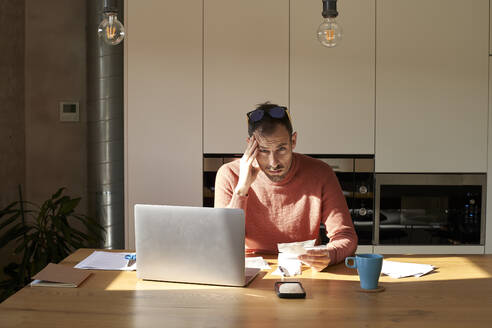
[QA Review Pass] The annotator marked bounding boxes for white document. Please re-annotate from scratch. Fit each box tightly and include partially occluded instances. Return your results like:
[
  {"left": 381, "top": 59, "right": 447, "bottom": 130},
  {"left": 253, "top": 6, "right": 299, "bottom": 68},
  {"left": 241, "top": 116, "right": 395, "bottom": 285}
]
[
  {"left": 272, "top": 240, "right": 324, "bottom": 277},
  {"left": 74, "top": 251, "right": 136, "bottom": 271},
  {"left": 271, "top": 253, "right": 302, "bottom": 277},
  {"left": 382, "top": 260, "right": 435, "bottom": 278},
  {"left": 277, "top": 239, "right": 316, "bottom": 256},
  {"left": 245, "top": 256, "right": 271, "bottom": 270}
]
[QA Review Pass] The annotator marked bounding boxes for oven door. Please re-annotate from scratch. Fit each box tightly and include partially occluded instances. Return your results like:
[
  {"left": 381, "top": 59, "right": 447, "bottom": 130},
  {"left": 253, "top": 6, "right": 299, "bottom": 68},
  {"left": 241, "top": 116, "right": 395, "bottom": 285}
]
[
  {"left": 375, "top": 174, "right": 486, "bottom": 245},
  {"left": 319, "top": 157, "right": 374, "bottom": 245}
]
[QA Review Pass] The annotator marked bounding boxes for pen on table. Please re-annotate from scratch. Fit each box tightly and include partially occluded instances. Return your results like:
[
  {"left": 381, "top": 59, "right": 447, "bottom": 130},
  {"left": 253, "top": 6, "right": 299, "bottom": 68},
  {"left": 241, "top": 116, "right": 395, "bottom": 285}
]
[
  {"left": 125, "top": 254, "right": 136, "bottom": 267},
  {"left": 279, "top": 265, "right": 290, "bottom": 278},
  {"left": 125, "top": 254, "right": 136, "bottom": 260}
]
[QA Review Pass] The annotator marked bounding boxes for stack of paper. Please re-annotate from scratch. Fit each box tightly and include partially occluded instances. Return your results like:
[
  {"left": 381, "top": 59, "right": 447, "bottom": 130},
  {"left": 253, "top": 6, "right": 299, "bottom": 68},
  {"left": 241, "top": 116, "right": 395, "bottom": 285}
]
[
  {"left": 74, "top": 251, "right": 136, "bottom": 271},
  {"left": 382, "top": 260, "right": 435, "bottom": 278}
]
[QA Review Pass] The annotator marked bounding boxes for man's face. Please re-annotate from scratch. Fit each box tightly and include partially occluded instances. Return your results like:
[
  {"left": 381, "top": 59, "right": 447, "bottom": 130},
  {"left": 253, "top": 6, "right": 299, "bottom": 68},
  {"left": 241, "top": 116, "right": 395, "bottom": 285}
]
[{"left": 249, "top": 125, "right": 297, "bottom": 182}]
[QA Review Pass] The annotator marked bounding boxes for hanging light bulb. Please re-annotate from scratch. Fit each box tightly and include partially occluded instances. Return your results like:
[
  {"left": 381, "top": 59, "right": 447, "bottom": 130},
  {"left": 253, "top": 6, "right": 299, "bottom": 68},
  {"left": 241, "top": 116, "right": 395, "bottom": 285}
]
[
  {"left": 317, "top": 0, "right": 342, "bottom": 48},
  {"left": 97, "top": 0, "right": 125, "bottom": 46}
]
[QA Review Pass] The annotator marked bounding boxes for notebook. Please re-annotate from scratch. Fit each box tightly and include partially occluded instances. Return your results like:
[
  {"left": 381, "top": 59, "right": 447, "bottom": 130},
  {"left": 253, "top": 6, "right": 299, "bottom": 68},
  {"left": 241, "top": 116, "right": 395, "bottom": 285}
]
[
  {"left": 31, "top": 263, "right": 92, "bottom": 287},
  {"left": 134, "top": 204, "right": 260, "bottom": 287}
]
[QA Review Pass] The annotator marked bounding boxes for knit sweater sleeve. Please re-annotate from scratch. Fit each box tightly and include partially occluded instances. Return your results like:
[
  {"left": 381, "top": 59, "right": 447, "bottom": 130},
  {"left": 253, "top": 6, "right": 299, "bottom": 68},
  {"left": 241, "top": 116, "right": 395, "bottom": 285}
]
[
  {"left": 214, "top": 163, "right": 248, "bottom": 210},
  {"left": 322, "top": 168, "right": 358, "bottom": 265}
]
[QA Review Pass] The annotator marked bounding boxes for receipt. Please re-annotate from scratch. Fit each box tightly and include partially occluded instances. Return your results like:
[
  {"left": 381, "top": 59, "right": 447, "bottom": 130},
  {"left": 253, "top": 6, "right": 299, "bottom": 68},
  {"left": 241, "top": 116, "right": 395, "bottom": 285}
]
[
  {"left": 272, "top": 239, "right": 319, "bottom": 277},
  {"left": 272, "top": 253, "right": 302, "bottom": 276},
  {"left": 277, "top": 239, "right": 316, "bottom": 256}
]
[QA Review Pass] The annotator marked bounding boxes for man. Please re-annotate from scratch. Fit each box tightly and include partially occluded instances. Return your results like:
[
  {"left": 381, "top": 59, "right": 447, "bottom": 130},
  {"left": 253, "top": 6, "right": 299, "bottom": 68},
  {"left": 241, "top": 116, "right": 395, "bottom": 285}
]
[{"left": 214, "top": 102, "right": 357, "bottom": 271}]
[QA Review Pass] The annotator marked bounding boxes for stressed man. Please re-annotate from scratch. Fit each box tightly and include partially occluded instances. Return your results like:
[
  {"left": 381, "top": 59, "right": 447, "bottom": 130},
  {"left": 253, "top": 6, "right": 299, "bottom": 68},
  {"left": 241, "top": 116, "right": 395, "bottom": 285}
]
[{"left": 214, "top": 102, "right": 357, "bottom": 271}]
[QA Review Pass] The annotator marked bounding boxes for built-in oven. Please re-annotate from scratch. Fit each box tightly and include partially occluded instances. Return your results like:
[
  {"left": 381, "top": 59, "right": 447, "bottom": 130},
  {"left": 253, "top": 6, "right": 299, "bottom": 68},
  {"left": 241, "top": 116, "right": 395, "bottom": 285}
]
[
  {"left": 203, "top": 155, "right": 375, "bottom": 245},
  {"left": 316, "top": 157, "right": 374, "bottom": 245},
  {"left": 375, "top": 174, "right": 486, "bottom": 246},
  {"left": 203, "top": 155, "right": 241, "bottom": 207}
]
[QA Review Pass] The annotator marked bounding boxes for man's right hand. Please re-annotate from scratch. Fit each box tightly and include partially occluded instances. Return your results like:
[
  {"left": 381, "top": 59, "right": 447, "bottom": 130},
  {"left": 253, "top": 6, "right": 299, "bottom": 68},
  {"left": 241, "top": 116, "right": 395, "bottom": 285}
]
[{"left": 234, "top": 135, "right": 260, "bottom": 197}]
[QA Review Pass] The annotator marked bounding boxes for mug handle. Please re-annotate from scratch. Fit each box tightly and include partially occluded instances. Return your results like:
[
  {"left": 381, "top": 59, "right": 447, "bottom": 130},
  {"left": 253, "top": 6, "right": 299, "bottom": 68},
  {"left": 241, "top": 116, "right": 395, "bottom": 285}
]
[{"left": 345, "top": 257, "right": 357, "bottom": 269}]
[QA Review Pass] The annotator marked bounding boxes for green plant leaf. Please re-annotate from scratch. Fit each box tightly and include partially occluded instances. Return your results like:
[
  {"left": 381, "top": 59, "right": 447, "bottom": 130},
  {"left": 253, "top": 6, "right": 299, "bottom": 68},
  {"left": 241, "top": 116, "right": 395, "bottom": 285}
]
[
  {"left": 71, "top": 229, "right": 90, "bottom": 241},
  {"left": 18, "top": 238, "right": 35, "bottom": 285},
  {"left": 54, "top": 195, "right": 70, "bottom": 207},
  {"left": 71, "top": 214, "right": 106, "bottom": 243},
  {"left": 46, "top": 233, "right": 59, "bottom": 262},
  {"left": 14, "top": 239, "right": 29, "bottom": 254},
  {"left": 51, "top": 216, "right": 63, "bottom": 234},
  {"left": 0, "top": 278, "right": 17, "bottom": 289},
  {"left": 61, "top": 224, "right": 73, "bottom": 245},
  {"left": 25, "top": 239, "right": 37, "bottom": 265},
  {"left": 57, "top": 238, "right": 74, "bottom": 256},
  {"left": 0, "top": 224, "right": 30, "bottom": 249},
  {"left": 0, "top": 201, "right": 19, "bottom": 215},
  {"left": 0, "top": 212, "right": 21, "bottom": 231},
  {"left": 38, "top": 201, "right": 49, "bottom": 226},
  {"left": 59, "top": 198, "right": 81, "bottom": 216},
  {"left": 51, "top": 188, "right": 65, "bottom": 200},
  {"left": 1, "top": 186, "right": 107, "bottom": 298},
  {"left": 2, "top": 262, "right": 20, "bottom": 279},
  {"left": 75, "top": 214, "right": 106, "bottom": 232}
]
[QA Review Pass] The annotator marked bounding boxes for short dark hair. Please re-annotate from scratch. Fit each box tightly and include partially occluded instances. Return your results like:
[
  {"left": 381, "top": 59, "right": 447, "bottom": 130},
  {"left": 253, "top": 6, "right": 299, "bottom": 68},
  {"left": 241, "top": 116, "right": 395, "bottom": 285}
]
[{"left": 247, "top": 102, "right": 293, "bottom": 137}]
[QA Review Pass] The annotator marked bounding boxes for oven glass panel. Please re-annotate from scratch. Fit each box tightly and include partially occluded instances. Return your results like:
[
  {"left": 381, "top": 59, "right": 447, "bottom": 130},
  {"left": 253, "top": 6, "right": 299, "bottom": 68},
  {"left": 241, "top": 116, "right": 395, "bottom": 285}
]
[
  {"left": 335, "top": 172, "right": 373, "bottom": 245},
  {"left": 203, "top": 171, "right": 217, "bottom": 207},
  {"left": 379, "top": 185, "right": 481, "bottom": 245}
]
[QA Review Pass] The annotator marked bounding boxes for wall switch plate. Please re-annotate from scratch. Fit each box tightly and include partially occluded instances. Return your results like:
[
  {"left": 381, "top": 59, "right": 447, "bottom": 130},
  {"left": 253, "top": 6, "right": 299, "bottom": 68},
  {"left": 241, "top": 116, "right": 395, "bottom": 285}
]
[{"left": 59, "top": 101, "right": 79, "bottom": 122}]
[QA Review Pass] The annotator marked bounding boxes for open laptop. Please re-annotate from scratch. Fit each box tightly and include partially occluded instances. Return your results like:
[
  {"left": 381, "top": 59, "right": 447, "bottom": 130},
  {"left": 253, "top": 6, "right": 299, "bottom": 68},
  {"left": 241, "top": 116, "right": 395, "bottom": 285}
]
[{"left": 134, "top": 204, "right": 260, "bottom": 287}]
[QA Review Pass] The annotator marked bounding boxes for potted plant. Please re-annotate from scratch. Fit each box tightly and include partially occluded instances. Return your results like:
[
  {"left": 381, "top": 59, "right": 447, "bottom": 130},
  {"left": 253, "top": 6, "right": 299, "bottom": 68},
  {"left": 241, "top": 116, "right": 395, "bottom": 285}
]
[{"left": 0, "top": 186, "right": 105, "bottom": 301}]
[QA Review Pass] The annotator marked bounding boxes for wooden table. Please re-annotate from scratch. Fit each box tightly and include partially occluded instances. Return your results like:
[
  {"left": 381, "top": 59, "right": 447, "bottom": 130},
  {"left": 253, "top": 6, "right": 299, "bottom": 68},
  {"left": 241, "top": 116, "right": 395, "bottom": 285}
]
[{"left": 1, "top": 249, "right": 492, "bottom": 327}]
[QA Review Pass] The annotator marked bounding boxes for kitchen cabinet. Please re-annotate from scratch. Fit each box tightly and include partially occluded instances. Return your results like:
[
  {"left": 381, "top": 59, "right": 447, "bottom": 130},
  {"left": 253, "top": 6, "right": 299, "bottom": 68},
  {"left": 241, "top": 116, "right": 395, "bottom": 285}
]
[
  {"left": 290, "top": 0, "right": 375, "bottom": 154},
  {"left": 487, "top": 57, "right": 492, "bottom": 254},
  {"left": 125, "top": 0, "right": 203, "bottom": 249},
  {"left": 375, "top": 0, "right": 488, "bottom": 173},
  {"left": 490, "top": 0, "right": 492, "bottom": 54},
  {"left": 203, "top": 0, "right": 289, "bottom": 154}
]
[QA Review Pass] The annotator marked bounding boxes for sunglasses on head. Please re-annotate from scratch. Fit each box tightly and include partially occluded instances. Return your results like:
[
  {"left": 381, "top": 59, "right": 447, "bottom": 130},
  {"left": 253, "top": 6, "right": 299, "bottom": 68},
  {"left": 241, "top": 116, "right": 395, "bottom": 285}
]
[{"left": 247, "top": 106, "right": 290, "bottom": 123}]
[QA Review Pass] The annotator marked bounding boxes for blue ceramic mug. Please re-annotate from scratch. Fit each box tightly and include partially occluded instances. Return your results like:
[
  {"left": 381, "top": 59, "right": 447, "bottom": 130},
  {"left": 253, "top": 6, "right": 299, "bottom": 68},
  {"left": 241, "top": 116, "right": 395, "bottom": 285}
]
[{"left": 345, "top": 254, "right": 383, "bottom": 290}]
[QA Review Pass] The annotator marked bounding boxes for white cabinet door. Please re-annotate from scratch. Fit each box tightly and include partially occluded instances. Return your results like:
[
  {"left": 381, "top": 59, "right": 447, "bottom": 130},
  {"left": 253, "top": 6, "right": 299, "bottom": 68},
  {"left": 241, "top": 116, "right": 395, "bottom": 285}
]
[
  {"left": 204, "top": 0, "right": 289, "bottom": 154},
  {"left": 290, "top": 0, "right": 375, "bottom": 154},
  {"left": 375, "top": 0, "right": 488, "bottom": 173},
  {"left": 490, "top": 1, "right": 492, "bottom": 54},
  {"left": 125, "top": 0, "right": 203, "bottom": 249},
  {"left": 487, "top": 57, "right": 492, "bottom": 254}
]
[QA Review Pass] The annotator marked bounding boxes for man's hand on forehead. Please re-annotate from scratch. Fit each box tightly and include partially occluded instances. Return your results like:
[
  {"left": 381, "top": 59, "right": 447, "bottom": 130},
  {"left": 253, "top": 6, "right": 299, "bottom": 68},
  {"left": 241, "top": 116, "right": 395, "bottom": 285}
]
[{"left": 234, "top": 134, "right": 261, "bottom": 197}]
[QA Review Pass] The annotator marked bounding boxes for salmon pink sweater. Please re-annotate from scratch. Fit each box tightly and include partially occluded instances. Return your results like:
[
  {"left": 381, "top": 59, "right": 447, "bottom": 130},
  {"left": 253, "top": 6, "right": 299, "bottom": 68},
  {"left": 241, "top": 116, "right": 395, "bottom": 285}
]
[{"left": 214, "top": 153, "right": 357, "bottom": 264}]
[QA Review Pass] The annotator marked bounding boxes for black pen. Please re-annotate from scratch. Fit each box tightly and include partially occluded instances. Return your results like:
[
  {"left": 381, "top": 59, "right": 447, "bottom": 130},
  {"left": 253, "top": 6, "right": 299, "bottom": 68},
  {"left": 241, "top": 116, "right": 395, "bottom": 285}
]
[{"left": 279, "top": 265, "right": 290, "bottom": 277}]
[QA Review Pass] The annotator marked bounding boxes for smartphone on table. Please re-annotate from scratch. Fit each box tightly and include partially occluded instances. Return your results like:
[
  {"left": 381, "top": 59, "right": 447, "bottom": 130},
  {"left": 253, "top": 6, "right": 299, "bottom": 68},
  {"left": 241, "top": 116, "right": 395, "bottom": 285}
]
[{"left": 274, "top": 281, "right": 306, "bottom": 299}]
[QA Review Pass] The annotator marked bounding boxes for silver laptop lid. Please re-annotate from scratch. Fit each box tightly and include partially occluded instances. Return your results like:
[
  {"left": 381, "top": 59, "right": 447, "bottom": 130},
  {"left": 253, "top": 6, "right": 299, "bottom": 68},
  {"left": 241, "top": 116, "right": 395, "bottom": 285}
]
[{"left": 135, "top": 204, "right": 246, "bottom": 286}]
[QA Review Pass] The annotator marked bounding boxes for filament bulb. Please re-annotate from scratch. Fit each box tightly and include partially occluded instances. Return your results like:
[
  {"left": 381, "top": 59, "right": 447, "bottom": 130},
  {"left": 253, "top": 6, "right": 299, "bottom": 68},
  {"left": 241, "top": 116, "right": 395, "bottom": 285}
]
[
  {"left": 98, "top": 12, "right": 125, "bottom": 46},
  {"left": 317, "top": 17, "right": 342, "bottom": 48}
]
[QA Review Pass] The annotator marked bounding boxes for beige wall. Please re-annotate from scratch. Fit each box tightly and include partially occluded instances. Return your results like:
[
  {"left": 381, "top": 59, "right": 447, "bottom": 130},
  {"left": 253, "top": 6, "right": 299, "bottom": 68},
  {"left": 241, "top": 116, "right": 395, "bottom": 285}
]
[{"left": 25, "top": 0, "right": 87, "bottom": 211}]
